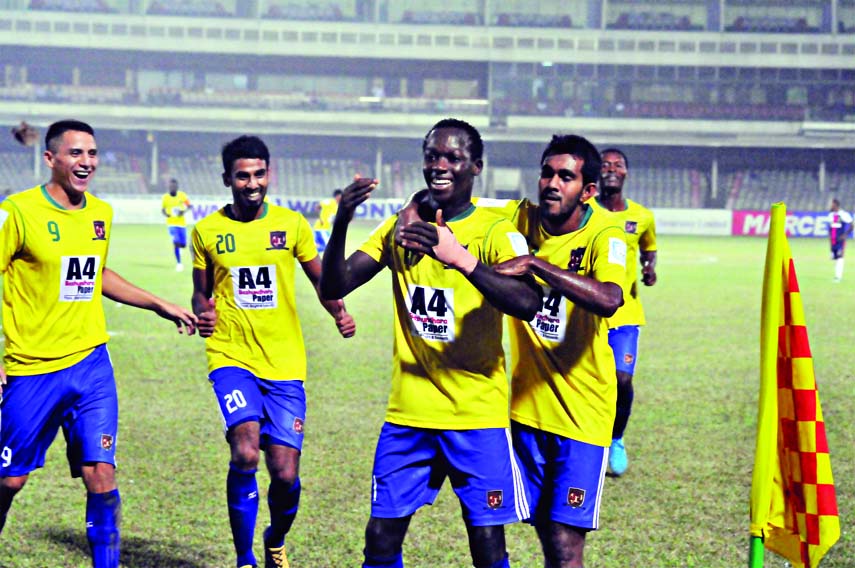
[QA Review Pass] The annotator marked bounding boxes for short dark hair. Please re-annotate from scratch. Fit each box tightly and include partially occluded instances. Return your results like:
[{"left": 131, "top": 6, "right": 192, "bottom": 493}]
[
  {"left": 541, "top": 134, "right": 601, "bottom": 187},
  {"left": 423, "top": 118, "right": 484, "bottom": 161},
  {"left": 45, "top": 120, "right": 95, "bottom": 152},
  {"left": 333, "top": 189, "right": 343, "bottom": 197},
  {"left": 221, "top": 135, "right": 270, "bottom": 176},
  {"left": 600, "top": 147, "right": 630, "bottom": 170}
]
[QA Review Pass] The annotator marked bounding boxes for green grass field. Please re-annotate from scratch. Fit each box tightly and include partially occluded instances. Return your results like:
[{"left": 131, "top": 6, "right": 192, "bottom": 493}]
[{"left": 1, "top": 222, "right": 853, "bottom": 568}]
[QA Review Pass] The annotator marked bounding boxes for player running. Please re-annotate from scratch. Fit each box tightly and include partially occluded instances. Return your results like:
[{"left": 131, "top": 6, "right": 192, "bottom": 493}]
[
  {"left": 191, "top": 135, "right": 355, "bottom": 568},
  {"left": 161, "top": 177, "right": 191, "bottom": 271},
  {"left": 0, "top": 119, "right": 197, "bottom": 568},
  {"left": 591, "top": 147, "right": 657, "bottom": 476}
]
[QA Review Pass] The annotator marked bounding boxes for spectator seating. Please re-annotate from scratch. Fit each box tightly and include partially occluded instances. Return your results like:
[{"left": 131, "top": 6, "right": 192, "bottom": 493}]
[
  {"left": 516, "top": 165, "right": 707, "bottom": 208},
  {"left": 724, "top": 168, "right": 824, "bottom": 210},
  {"left": 147, "top": 0, "right": 232, "bottom": 17},
  {"left": 399, "top": 10, "right": 481, "bottom": 26},
  {"left": 0, "top": 151, "right": 146, "bottom": 196},
  {"left": 726, "top": 16, "right": 818, "bottom": 33},
  {"left": 265, "top": 2, "right": 348, "bottom": 21},
  {"left": 29, "top": 0, "right": 114, "bottom": 13},
  {"left": 494, "top": 13, "right": 572, "bottom": 28},
  {"left": 160, "top": 155, "right": 372, "bottom": 198},
  {"left": 608, "top": 11, "right": 703, "bottom": 31}
]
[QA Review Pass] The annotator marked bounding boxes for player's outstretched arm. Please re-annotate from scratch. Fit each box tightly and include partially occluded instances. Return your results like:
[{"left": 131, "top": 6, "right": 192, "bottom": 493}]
[
  {"left": 401, "top": 209, "right": 541, "bottom": 321},
  {"left": 496, "top": 255, "right": 623, "bottom": 317},
  {"left": 102, "top": 267, "right": 197, "bottom": 334},
  {"left": 301, "top": 256, "right": 355, "bottom": 338},
  {"left": 319, "top": 176, "right": 383, "bottom": 300},
  {"left": 640, "top": 250, "right": 657, "bottom": 286},
  {"left": 191, "top": 265, "right": 217, "bottom": 338}
]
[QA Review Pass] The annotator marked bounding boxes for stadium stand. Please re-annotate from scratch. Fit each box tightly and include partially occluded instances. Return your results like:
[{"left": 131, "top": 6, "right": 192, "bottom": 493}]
[
  {"left": 0, "top": 151, "right": 38, "bottom": 193},
  {"left": 608, "top": 12, "right": 703, "bottom": 31},
  {"left": 265, "top": 2, "right": 350, "bottom": 21},
  {"left": 147, "top": 0, "right": 232, "bottom": 17},
  {"left": 494, "top": 13, "right": 573, "bottom": 28},
  {"left": 157, "top": 155, "right": 373, "bottom": 198},
  {"left": 724, "top": 169, "right": 827, "bottom": 211}
]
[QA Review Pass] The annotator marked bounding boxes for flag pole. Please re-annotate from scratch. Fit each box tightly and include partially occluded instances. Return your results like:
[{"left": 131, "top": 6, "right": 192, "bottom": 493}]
[
  {"left": 749, "top": 202, "right": 786, "bottom": 568},
  {"left": 749, "top": 537, "right": 765, "bottom": 568}
]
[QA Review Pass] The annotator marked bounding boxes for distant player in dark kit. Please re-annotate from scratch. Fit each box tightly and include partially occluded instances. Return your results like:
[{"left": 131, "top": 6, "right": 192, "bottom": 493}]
[
  {"left": 591, "top": 147, "right": 657, "bottom": 476},
  {"left": 320, "top": 118, "right": 541, "bottom": 568},
  {"left": 827, "top": 198, "right": 852, "bottom": 282},
  {"left": 0, "top": 119, "right": 198, "bottom": 568},
  {"left": 191, "top": 135, "right": 355, "bottom": 568},
  {"left": 162, "top": 177, "right": 191, "bottom": 271}
]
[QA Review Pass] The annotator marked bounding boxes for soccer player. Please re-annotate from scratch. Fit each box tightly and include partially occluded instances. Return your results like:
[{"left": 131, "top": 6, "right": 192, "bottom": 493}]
[
  {"left": 827, "top": 198, "right": 852, "bottom": 282},
  {"left": 161, "top": 177, "right": 191, "bottom": 271},
  {"left": 0, "top": 119, "right": 198, "bottom": 568},
  {"left": 312, "top": 188, "right": 342, "bottom": 254},
  {"left": 190, "top": 135, "right": 356, "bottom": 568},
  {"left": 319, "top": 118, "right": 541, "bottom": 568},
  {"left": 472, "top": 134, "right": 626, "bottom": 568},
  {"left": 592, "top": 147, "right": 657, "bottom": 476}
]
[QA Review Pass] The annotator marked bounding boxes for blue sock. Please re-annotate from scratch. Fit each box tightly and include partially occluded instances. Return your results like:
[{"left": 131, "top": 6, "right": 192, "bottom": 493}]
[
  {"left": 86, "top": 489, "right": 121, "bottom": 568},
  {"left": 173, "top": 247, "right": 181, "bottom": 263},
  {"left": 612, "top": 384, "right": 634, "bottom": 439},
  {"left": 363, "top": 551, "right": 404, "bottom": 568},
  {"left": 481, "top": 553, "right": 510, "bottom": 568},
  {"left": 267, "top": 477, "right": 301, "bottom": 547},
  {"left": 227, "top": 464, "right": 258, "bottom": 567}
]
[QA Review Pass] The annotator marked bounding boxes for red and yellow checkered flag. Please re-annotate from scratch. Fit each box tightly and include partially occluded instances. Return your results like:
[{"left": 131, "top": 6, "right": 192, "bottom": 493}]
[{"left": 749, "top": 203, "right": 840, "bottom": 568}]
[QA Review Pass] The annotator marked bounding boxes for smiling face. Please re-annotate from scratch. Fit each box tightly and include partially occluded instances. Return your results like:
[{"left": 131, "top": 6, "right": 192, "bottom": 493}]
[
  {"left": 45, "top": 130, "right": 98, "bottom": 198},
  {"left": 224, "top": 158, "right": 268, "bottom": 214},
  {"left": 422, "top": 127, "right": 483, "bottom": 213},
  {"left": 600, "top": 150, "right": 628, "bottom": 196},
  {"left": 538, "top": 153, "right": 597, "bottom": 233}
]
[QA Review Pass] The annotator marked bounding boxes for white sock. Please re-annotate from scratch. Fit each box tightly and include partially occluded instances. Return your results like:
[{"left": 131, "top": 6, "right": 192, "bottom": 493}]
[{"left": 835, "top": 258, "right": 844, "bottom": 280}]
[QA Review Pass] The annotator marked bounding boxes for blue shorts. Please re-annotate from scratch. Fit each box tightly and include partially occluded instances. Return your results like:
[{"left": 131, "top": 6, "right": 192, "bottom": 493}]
[
  {"left": 608, "top": 325, "right": 640, "bottom": 375},
  {"left": 831, "top": 241, "right": 845, "bottom": 260},
  {"left": 369, "top": 422, "right": 530, "bottom": 526},
  {"left": 168, "top": 226, "right": 187, "bottom": 247},
  {"left": 313, "top": 229, "right": 330, "bottom": 254},
  {"left": 209, "top": 367, "right": 306, "bottom": 451},
  {"left": 511, "top": 422, "right": 608, "bottom": 530},
  {"left": 0, "top": 344, "right": 117, "bottom": 478}
]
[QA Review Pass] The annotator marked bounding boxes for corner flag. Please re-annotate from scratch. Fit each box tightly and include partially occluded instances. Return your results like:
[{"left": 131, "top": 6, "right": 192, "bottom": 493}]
[{"left": 749, "top": 203, "right": 840, "bottom": 568}]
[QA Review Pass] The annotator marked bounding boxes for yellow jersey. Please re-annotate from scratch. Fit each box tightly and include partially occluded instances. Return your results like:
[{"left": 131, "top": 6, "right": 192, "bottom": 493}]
[
  {"left": 191, "top": 203, "right": 317, "bottom": 380},
  {"left": 162, "top": 191, "right": 190, "bottom": 227},
  {"left": 359, "top": 205, "right": 530, "bottom": 430},
  {"left": 313, "top": 198, "right": 338, "bottom": 231},
  {"left": 590, "top": 198, "right": 657, "bottom": 328},
  {"left": 475, "top": 198, "right": 627, "bottom": 446},
  {"left": 0, "top": 186, "right": 112, "bottom": 375}
]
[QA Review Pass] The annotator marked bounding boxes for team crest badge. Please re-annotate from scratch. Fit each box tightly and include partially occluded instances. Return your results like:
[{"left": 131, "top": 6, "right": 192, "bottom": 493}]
[
  {"left": 267, "top": 231, "right": 288, "bottom": 250},
  {"left": 92, "top": 220, "right": 106, "bottom": 240},
  {"left": 624, "top": 353, "right": 634, "bottom": 365},
  {"left": 567, "top": 487, "right": 585, "bottom": 508},
  {"left": 567, "top": 247, "right": 586, "bottom": 273},
  {"left": 293, "top": 417, "right": 304, "bottom": 434},
  {"left": 625, "top": 221, "right": 638, "bottom": 234},
  {"left": 486, "top": 490, "right": 503, "bottom": 509},
  {"left": 101, "top": 434, "right": 114, "bottom": 451}
]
